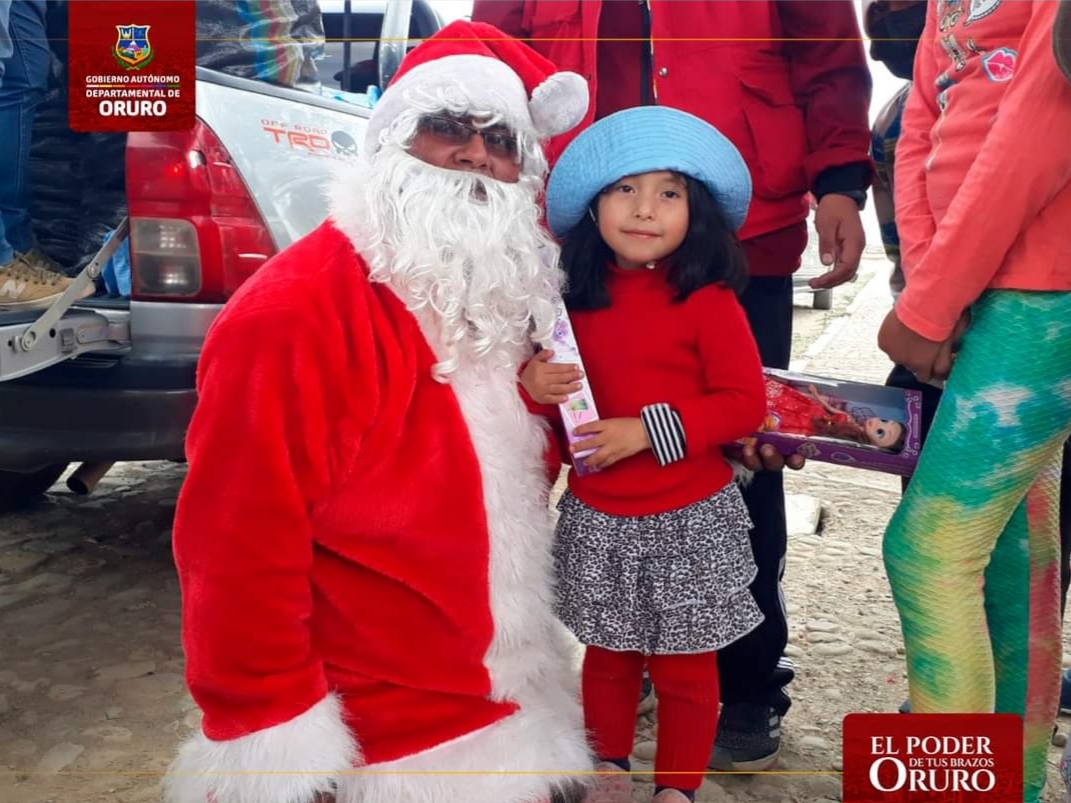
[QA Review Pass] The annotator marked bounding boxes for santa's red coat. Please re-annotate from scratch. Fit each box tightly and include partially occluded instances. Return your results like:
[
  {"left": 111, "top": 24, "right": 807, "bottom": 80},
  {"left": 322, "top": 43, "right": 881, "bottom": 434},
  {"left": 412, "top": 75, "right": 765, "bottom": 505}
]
[{"left": 166, "top": 221, "right": 591, "bottom": 803}]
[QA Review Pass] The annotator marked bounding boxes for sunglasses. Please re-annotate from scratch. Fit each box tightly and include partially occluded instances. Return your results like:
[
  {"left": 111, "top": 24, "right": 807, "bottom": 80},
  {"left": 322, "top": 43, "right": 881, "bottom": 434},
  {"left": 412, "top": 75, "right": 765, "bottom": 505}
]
[{"left": 417, "top": 115, "right": 519, "bottom": 160}]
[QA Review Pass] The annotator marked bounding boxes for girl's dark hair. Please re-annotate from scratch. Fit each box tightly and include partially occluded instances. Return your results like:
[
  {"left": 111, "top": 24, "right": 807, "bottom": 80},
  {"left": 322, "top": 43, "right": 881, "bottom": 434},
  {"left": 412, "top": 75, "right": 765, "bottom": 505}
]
[{"left": 560, "top": 174, "right": 749, "bottom": 311}]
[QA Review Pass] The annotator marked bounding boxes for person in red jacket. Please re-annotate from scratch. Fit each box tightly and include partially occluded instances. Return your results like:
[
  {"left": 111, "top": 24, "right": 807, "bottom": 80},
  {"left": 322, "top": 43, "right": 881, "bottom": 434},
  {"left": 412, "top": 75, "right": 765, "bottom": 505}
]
[
  {"left": 164, "top": 21, "right": 595, "bottom": 803},
  {"left": 472, "top": 0, "right": 873, "bottom": 771}
]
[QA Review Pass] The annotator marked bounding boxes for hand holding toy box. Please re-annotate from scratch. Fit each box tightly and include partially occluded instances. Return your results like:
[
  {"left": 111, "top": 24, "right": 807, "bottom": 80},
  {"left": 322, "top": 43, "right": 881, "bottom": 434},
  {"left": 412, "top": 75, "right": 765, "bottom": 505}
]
[
  {"left": 547, "top": 302, "right": 601, "bottom": 477},
  {"left": 739, "top": 368, "right": 922, "bottom": 476}
]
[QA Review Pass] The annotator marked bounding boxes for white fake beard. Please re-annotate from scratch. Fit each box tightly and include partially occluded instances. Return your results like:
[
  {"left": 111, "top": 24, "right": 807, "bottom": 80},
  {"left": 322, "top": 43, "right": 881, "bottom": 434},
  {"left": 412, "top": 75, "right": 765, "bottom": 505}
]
[{"left": 329, "top": 145, "right": 562, "bottom": 381}]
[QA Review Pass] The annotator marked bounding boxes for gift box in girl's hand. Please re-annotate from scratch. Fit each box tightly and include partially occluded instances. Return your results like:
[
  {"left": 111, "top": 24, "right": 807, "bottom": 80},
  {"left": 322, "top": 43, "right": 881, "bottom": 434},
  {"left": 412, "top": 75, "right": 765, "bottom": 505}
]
[
  {"left": 547, "top": 302, "right": 602, "bottom": 477},
  {"left": 738, "top": 368, "right": 922, "bottom": 476}
]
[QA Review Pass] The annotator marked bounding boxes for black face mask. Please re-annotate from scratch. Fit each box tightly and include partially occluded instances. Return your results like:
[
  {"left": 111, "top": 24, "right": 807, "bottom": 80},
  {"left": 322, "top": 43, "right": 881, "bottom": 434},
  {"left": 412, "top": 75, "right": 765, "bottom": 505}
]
[{"left": 869, "top": 3, "right": 928, "bottom": 80}]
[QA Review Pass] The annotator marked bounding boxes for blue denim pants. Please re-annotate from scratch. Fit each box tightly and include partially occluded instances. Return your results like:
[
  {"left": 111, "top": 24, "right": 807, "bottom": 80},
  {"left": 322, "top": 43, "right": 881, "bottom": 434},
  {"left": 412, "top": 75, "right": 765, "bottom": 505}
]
[{"left": 0, "top": 0, "right": 50, "bottom": 264}]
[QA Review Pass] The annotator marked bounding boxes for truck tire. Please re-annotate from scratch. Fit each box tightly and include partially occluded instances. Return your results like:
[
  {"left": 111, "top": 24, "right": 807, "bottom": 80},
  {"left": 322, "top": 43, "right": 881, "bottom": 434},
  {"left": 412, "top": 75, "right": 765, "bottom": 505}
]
[{"left": 0, "top": 464, "right": 69, "bottom": 513}]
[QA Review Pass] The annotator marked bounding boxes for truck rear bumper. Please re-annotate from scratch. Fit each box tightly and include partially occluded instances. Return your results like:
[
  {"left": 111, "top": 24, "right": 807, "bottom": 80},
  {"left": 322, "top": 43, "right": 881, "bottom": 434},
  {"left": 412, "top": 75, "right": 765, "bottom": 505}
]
[{"left": 0, "top": 355, "right": 196, "bottom": 472}]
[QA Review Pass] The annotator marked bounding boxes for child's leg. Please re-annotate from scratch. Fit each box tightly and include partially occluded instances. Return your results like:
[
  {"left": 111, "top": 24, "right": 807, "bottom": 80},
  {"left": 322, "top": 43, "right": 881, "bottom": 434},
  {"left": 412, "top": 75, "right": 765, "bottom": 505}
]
[
  {"left": 582, "top": 645, "right": 646, "bottom": 764},
  {"left": 883, "top": 291, "right": 1071, "bottom": 802},
  {"left": 985, "top": 452, "right": 1063, "bottom": 802},
  {"left": 646, "top": 651, "right": 720, "bottom": 796}
]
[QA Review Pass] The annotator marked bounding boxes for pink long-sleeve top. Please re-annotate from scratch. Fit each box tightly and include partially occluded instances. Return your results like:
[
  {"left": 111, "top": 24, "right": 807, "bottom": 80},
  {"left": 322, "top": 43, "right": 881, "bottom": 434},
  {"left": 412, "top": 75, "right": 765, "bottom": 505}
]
[{"left": 894, "top": 0, "right": 1071, "bottom": 342}]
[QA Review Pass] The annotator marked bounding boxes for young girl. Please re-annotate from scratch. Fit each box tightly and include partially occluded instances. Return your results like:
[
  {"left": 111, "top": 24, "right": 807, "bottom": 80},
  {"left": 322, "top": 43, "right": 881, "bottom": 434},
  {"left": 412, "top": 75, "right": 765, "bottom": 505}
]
[
  {"left": 522, "top": 106, "right": 768, "bottom": 803},
  {"left": 879, "top": 4, "right": 1071, "bottom": 801}
]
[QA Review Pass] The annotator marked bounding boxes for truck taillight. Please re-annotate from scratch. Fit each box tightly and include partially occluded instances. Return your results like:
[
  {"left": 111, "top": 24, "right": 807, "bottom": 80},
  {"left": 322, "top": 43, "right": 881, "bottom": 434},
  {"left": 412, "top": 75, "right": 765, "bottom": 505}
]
[
  {"left": 129, "top": 219, "right": 202, "bottom": 296},
  {"left": 126, "top": 120, "right": 276, "bottom": 302}
]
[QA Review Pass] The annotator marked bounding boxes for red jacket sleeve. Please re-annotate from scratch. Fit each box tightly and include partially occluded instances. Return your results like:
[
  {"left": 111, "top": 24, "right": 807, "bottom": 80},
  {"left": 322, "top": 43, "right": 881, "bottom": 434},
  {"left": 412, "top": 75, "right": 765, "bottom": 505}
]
[
  {"left": 174, "top": 307, "right": 339, "bottom": 739},
  {"left": 674, "top": 287, "right": 768, "bottom": 456},
  {"left": 777, "top": 0, "right": 873, "bottom": 189},
  {"left": 471, "top": 0, "right": 530, "bottom": 37}
]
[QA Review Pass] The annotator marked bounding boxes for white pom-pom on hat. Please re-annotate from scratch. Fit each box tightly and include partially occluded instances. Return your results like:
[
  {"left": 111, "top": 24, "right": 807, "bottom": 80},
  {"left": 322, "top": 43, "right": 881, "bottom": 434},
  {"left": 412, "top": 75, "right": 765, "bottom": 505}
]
[{"left": 530, "top": 71, "right": 589, "bottom": 138}]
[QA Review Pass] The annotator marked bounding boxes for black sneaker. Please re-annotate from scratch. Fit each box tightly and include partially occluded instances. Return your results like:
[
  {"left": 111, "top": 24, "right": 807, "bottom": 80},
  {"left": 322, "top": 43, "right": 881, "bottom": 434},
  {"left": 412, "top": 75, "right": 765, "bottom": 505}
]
[{"left": 709, "top": 702, "right": 784, "bottom": 772}]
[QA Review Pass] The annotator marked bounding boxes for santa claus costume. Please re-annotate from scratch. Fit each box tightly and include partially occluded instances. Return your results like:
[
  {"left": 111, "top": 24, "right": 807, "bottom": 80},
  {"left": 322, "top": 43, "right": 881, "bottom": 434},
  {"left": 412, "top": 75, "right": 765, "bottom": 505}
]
[{"left": 164, "top": 21, "right": 594, "bottom": 803}]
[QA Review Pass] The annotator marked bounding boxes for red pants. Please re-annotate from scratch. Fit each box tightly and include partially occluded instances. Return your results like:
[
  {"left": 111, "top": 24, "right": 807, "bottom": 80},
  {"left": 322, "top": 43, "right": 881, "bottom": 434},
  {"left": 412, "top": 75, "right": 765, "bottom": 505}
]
[{"left": 582, "top": 646, "right": 720, "bottom": 793}]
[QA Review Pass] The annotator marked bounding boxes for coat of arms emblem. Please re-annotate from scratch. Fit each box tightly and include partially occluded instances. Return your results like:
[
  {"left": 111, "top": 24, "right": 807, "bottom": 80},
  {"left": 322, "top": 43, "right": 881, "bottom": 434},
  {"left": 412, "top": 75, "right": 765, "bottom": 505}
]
[{"left": 113, "top": 24, "right": 154, "bottom": 70}]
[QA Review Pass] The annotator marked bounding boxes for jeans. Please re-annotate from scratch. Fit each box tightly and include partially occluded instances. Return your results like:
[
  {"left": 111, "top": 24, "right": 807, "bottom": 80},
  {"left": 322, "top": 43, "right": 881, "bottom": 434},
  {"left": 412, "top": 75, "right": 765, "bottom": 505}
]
[{"left": 0, "top": 0, "right": 49, "bottom": 264}]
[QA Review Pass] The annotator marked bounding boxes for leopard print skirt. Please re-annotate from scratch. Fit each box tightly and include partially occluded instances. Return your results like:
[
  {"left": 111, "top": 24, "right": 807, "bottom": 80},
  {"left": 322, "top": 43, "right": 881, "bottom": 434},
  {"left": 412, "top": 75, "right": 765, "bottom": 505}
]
[{"left": 553, "top": 483, "right": 764, "bottom": 655}]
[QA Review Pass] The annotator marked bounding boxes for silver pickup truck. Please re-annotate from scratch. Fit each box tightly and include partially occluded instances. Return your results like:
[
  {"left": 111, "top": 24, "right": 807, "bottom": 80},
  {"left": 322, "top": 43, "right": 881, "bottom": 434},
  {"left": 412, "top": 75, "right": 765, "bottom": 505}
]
[{"left": 0, "top": 0, "right": 445, "bottom": 510}]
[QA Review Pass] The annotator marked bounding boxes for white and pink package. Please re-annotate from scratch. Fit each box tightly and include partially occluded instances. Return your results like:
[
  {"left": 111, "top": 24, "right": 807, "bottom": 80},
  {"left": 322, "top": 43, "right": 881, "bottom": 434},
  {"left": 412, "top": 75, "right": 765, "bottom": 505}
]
[{"left": 548, "top": 302, "right": 601, "bottom": 477}]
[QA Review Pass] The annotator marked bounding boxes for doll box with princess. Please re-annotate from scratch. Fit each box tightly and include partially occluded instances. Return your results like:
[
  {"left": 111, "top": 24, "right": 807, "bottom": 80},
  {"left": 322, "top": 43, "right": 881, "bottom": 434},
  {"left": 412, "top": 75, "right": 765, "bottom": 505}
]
[
  {"left": 741, "top": 368, "right": 923, "bottom": 477},
  {"left": 548, "top": 301, "right": 601, "bottom": 477}
]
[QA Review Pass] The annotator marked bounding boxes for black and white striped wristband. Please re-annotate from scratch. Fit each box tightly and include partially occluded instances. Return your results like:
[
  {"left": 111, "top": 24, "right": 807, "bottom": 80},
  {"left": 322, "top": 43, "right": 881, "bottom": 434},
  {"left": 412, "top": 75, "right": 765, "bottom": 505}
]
[{"left": 640, "top": 403, "right": 686, "bottom": 467}]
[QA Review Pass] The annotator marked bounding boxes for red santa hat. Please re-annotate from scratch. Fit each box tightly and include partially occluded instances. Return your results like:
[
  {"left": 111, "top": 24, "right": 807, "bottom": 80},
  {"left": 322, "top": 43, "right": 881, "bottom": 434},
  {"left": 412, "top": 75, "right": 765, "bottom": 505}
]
[{"left": 364, "top": 20, "right": 589, "bottom": 155}]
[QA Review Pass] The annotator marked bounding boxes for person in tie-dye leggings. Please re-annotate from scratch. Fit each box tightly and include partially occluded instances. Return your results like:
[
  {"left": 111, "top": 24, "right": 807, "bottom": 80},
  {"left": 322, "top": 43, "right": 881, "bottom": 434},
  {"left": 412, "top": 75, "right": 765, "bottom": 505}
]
[{"left": 877, "top": 3, "right": 1071, "bottom": 801}]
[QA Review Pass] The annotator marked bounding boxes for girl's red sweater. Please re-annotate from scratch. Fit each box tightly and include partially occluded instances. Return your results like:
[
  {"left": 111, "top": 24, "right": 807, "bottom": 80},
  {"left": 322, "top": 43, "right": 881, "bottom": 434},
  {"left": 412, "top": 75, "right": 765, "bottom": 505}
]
[{"left": 544, "top": 264, "right": 767, "bottom": 517}]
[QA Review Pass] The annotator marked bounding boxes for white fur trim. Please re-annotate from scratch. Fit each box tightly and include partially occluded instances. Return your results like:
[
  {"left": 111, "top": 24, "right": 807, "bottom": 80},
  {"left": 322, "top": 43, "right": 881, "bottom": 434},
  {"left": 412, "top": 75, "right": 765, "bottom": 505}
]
[
  {"left": 336, "top": 692, "right": 592, "bottom": 803},
  {"left": 164, "top": 694, "right": 359, "bottom": 803},
  {"left": 445, "top": 359, "right": 580, "bottom": 699},
  {"left": 365, "top": 54, "right": 534, "bottom": 154},
  {"left": 530, "top": 71, "right": 589, "bottom": 136},
  {"left": 326, "top": 163, "right": 367, "bottom": 255},
  {"left": 356, "top": 320, "right": 593, "bottom": 802},
  {"left": 729, "top": 459, "right": 755, "bottom": 487}
]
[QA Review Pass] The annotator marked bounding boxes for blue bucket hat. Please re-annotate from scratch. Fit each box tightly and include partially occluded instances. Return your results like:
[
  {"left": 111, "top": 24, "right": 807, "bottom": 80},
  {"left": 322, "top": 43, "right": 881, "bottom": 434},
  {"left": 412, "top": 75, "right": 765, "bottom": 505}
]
[{"left": 545, "top": 106, "right": 752, "bottom": 238}]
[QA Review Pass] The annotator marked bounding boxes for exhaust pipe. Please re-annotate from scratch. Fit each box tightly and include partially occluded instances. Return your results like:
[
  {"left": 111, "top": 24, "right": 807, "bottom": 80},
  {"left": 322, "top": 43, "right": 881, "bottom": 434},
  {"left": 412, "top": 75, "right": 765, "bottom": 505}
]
[{"left": 67, "top": 461, "right": 116, "bottom": 495}]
